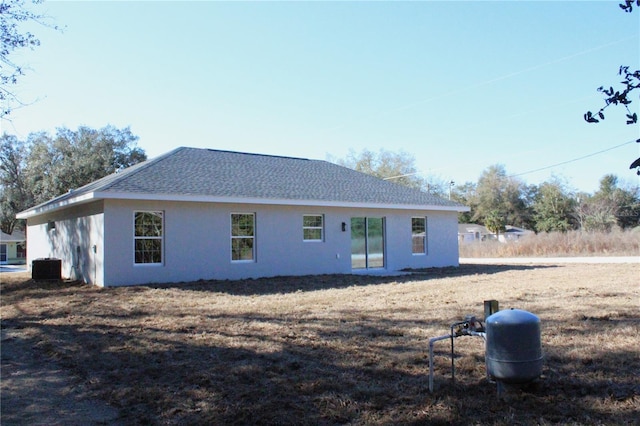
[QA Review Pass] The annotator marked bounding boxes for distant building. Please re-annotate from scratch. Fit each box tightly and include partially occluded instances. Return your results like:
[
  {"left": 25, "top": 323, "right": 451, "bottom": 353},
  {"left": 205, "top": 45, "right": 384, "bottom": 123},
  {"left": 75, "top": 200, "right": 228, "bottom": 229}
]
[
  {"left": 0, "top": 230, "right": 27, "bottom": 265},
  {"left": 501, "top": 225, "right": 533, "bottom": 242},
  {"left": 458, "top": 224, "right": 532, "bottom": 243}
]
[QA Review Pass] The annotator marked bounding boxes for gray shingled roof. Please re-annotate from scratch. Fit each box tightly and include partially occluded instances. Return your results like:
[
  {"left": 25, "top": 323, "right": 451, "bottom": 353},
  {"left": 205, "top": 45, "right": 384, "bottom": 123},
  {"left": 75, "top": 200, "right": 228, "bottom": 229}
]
[{"left": 19, "top": 147, "right": 467, "bottom": 217}]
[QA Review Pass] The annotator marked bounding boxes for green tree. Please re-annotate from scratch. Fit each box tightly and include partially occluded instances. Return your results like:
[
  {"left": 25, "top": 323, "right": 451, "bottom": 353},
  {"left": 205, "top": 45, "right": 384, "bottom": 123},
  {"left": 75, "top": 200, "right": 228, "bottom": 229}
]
[
  {"left": 531, "top": 177, "right": 577, "bottom": 233},
  {"left": 613, "top": 184, "right": 640, "bottom": 228},
  {"left": 592, "top": 174, "right": 639, "bottom": 229},
  {"left": 573, "top": 174, "right": 639, "bottom": 231},
  {"left": 472, "top": 164, "right": 533, "bottom": 230},
  {"left": 484, "top": 210, "right": 506, "bottom": 238},
  {"left": 0, "top": 125, "right": 146, "bottom": 231},
  {"left": 57, "top": 127, "right": 143, "bottom": 197},
  {"left": 451, "top": 181, "right": 476, "bottom": 223},
  {"left": 0, "top": 134, "right": 32, "bottom": 233},
  {"left": 22, "top": 131, "right": 54, "bottom": 204}
]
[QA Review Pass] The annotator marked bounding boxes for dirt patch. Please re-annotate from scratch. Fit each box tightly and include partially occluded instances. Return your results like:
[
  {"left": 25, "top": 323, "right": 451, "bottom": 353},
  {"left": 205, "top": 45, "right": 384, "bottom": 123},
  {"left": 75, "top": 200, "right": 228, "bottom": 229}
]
[
  {"left": 1, "top": 317, "right": 122, "bottom": 425},
  {"left": 1, "top": 263, "right": 639, "bottom": 425}
]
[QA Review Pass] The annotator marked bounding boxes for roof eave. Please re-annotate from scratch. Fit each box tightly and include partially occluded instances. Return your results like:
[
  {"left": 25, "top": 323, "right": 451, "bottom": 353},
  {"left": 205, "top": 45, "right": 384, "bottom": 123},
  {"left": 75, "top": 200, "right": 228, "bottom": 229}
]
[
  {"left": 17, "top": 191, "right": 469, "bottom": 219},
  {"left": 16, "top": 192, "right": 97, "bottom": 219},
  {"left": 96, "top": 192, "right": 468, "bottom": 212}
]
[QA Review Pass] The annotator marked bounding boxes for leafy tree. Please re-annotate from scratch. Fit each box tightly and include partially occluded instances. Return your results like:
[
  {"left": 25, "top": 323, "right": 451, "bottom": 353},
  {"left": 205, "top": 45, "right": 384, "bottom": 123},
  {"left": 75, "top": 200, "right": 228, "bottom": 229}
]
[
  {"left": 333, "top": 148, "right": 428, "bottom": 191},
  {"left": 573, "top": 174, "right": 640, "bottom": 231},
  {"left": 613, "top": 184, "right": 640, "bottom": 228},
  {"left": 531, "top": 177, "right": 577, "bottom": 233},
  {"left": 484, "top": 210, "right": 506, "bottom": 238},
  {"left": 0, "top": 134, "right": 32, "bottom": 233},
  {"left": 451, "top": 181, "right": 476, "bottom": 223},
  {"left": 28, "top": 126, "right": 146, "bottom": 202},
  {"left": 584, "top": 1, "right": 639, "bottom": 174},
  {"left": 0, "top": 125, "right": 146, "bottom": 232},
  {"left": 592, "top": 174, "right": 640, "bottom": 228},
  {"left": 471, "top": 164, "right": 533, "bottom": 230},
  {"left": 0, "top": 0, "right": 58, "bottom": 117}
]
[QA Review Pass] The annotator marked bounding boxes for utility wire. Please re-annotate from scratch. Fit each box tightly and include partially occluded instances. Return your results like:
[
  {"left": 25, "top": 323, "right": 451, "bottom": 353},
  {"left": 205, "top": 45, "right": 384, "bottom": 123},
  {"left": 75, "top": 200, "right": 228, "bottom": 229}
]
[
  {"left": 384, "top": 140, "right": 637, "bottom": 183},
  {"left": 385, "top": 140, "right": 637, "bottom": 182},
  {"left": 509, "top": 140, "right": 637, "bottom": 178}
]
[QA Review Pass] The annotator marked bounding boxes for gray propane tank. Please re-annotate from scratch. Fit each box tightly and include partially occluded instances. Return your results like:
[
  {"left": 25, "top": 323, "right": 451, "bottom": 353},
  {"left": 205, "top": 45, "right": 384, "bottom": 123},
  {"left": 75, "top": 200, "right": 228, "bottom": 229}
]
[{"left": 485, "top": 309, "right": 543, "bottom": 384}]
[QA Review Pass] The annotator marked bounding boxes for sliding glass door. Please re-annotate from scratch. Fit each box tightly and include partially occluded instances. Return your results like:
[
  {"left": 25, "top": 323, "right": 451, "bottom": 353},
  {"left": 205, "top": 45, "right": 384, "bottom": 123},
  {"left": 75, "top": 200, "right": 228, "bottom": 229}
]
[{"left": 351, "top": 217, "right": 385, "bottom": 269}]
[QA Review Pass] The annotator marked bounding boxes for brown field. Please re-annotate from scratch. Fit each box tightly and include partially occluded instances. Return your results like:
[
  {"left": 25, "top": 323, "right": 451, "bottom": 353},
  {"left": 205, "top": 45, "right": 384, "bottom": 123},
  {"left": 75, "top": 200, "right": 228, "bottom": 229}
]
[
  {"left": 1, "top": 263, "right": 639, "bottom": 425},
  {"left": 459, "top": 229, "right": 640, "bottom": 258}
]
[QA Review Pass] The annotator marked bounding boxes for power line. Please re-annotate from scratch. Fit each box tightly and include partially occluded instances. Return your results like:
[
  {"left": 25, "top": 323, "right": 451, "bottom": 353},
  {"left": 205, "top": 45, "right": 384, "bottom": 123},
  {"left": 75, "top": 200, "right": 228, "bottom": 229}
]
[
  {"left": 509, "top": 140, "right": 638, "bottom": 178},
  {"left": 383, "top": 140, "right": 637, "bottom": 184}
]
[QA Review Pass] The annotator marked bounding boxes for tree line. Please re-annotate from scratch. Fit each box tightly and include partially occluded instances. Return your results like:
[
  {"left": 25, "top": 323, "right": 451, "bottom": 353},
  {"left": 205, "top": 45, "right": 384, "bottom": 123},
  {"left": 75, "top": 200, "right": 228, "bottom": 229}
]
[
  {"left": 338, "top": 148, "right": 640, "bottom": 235},
  {"left": 2, "top": 134, "right": 638, "bottom": 237},
  {"left": 0, "top": 126, "right": 146, "bottom": 234},
  {"left": 452, "top": 164, "right": 639, "bottom": 235}
]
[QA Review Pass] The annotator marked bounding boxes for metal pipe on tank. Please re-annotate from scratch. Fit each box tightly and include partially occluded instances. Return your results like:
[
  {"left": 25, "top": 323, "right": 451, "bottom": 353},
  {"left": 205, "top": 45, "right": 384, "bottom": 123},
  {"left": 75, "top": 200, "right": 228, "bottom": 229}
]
[{"left": 428, "top": 334, "right": 451, "bottom": 392}]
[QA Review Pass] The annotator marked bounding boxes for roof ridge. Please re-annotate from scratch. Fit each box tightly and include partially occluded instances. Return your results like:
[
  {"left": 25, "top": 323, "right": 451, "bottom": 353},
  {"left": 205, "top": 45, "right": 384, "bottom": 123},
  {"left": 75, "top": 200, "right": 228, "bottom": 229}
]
[{"left": 203, "top": 147, "right": 311, "bottom": 162}]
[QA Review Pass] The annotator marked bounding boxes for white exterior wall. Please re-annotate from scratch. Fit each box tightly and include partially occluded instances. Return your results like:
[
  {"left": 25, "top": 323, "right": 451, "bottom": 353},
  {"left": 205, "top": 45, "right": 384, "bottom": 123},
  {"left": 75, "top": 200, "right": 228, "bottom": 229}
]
[
  {"left": 24, "top": 202, "right": 105, "bottom": 285},
  {"left": 104, "top": 200, "right": 351, "bottom": 286},
  {"left": 101, "top": 200, "right": 460, "bottom": 287},
  {"left": 388, "top": 210, "right": 461, "bottom": 270}
]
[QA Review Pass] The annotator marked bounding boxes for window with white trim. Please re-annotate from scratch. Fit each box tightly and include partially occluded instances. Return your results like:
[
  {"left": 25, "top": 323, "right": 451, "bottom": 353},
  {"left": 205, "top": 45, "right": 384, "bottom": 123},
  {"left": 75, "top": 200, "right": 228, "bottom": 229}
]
[
  {"left": 303, "top": 214, "right": 324, "bottom": 241},
  {"left": 231, "top": 213, "right": 255, "bottom": 261},
  {"left": 134, "top": 211, "right": 164, "bottom": 264},
  {"left": 411, "top": 217, "right": 427, "bottom": 255}
]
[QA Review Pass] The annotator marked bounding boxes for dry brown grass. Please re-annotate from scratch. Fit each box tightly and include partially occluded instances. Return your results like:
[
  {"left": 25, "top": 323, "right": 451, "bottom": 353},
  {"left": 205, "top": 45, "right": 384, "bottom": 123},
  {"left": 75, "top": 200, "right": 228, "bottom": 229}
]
[
  {"left": 459, "top": 229, "right": 640, "bottom": 258},
  {"left": 1, "top": 264, "right": 639, "bottom": 425}
]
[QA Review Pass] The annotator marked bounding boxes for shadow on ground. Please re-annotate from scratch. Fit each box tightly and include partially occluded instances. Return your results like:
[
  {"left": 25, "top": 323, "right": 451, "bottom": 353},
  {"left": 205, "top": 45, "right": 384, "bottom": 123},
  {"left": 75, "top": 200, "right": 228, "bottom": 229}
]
[{"left": 147, "top": 264, "right": 558, "bottom": 296}]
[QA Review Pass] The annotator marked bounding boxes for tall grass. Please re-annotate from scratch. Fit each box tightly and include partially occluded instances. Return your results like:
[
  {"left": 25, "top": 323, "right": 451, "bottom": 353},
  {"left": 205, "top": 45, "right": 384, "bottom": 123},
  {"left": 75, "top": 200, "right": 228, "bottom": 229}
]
[{"left": 459, "top": 228, "right": 640, "bottom": 257}]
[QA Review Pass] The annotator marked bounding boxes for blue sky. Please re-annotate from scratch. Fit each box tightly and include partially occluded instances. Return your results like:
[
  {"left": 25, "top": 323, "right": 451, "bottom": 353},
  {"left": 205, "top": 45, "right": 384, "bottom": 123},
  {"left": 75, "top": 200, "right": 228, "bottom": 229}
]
[{"left": 2, "top": 0, "right": 639, "bottom": 193}]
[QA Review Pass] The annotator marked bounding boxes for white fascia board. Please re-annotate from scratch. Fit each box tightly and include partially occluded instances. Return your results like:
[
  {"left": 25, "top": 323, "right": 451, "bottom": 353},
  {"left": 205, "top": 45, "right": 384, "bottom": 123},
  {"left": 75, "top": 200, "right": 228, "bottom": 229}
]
[
  {"left": 97, "top": 191, "right": 470, "bottom": 212},
  {"left": 16, "top": 192, "right": 97, "bottom": 219},
  {"left": 17, "top": 191, "right": 469, "bottom": 219}
]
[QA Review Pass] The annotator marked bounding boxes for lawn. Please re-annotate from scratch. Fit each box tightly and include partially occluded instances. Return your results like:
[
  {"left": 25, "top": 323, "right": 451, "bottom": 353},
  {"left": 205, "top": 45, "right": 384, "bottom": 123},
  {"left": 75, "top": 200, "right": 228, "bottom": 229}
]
[{"left": 1, "top": 263, "right": 638, "bottom": 425}]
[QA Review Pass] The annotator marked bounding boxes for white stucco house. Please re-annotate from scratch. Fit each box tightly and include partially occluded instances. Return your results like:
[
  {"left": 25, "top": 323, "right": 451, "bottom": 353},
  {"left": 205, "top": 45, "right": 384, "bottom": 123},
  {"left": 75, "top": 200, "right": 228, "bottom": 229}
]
[{"left": 17, "top": 147, "right": 469, "bottom": 287}]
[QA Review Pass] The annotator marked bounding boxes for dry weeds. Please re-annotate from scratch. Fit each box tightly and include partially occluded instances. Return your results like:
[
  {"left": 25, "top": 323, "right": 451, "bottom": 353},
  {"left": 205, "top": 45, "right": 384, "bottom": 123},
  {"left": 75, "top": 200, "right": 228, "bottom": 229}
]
[
  {"left": 459, "top": 229, "right": 640, "bottom": 258},
  {"left": 1, "top": 263, "right": 639, "bottom": 425}
]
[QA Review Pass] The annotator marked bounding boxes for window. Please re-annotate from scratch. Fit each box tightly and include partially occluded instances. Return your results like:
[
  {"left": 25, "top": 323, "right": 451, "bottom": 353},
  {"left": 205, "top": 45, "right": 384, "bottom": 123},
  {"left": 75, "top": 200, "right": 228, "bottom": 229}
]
[
  {"left": 134, "top": 211, "right": 163, "bottom": 264},
  {"left": 16, "top": 243, "right": 26, "bottom": 259},
  {"left": 303, "top": 214, "right": 324, "bottom": 241},
  {"left": 231, "top": 213, "right": 255, "bottom": 261},
  {"left": 412, "top": 217, "right": 427, "bottom": 254}
]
